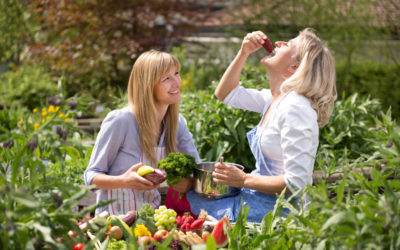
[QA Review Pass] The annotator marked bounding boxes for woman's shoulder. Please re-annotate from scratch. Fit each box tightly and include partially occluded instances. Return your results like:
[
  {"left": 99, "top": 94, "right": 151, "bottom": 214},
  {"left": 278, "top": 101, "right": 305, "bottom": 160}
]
[
  {"left": 177, "top": 114, "right": 189, "bottom": 126},
  {"left": 280, "top": 91, "right": 317, "bottom": 119},
  {"left": 103, "top": 107, "right": 136, "bottom": 125}
]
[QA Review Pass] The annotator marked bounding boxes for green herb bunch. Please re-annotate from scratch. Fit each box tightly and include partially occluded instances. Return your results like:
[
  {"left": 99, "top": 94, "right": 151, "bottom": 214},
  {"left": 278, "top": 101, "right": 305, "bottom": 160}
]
[{"left": 157, "top": 152, "right": 197, "bottom": 188}]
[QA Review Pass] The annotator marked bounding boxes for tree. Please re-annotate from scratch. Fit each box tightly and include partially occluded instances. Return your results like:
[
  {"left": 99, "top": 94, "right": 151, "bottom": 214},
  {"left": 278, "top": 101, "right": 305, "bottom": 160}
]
[
  {"left": 25, "top": 0, "right": 226, "bottom": 98},
  {"left": 0, "top": 0, "right": 37, "bottom": 64},
  {"left": 226, "top": 0, "right": 399, "bottom": 91}
]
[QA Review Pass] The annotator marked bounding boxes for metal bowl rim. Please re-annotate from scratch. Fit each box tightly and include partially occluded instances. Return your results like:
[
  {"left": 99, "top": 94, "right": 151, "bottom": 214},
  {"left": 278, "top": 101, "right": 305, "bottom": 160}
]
[{"left": 195, "top": 162, "right": 244, "bottom": 173}]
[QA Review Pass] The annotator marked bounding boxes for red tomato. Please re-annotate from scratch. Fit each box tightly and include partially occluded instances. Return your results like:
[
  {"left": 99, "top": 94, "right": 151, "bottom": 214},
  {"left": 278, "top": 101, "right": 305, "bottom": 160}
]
[
  {"left": 81, "top": 216, "right": 92, "bottom": 223},
  {"left": 73, "top": 243, "right": 85, "bottom": 250}
]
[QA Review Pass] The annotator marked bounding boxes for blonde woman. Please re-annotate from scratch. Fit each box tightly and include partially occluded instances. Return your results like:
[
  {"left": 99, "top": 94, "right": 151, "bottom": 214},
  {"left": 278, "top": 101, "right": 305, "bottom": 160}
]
[
  {"left": 187, "top": 28, "right": 337, "bottom": 222},
  {"left": 84, "top": 50, "right": 200, "bottom": 215}
]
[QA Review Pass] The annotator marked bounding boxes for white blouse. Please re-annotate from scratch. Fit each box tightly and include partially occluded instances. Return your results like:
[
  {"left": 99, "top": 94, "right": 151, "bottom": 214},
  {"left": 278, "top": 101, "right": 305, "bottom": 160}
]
[{"left": 223, "top": 85, "right": 319, "bottom": 192}]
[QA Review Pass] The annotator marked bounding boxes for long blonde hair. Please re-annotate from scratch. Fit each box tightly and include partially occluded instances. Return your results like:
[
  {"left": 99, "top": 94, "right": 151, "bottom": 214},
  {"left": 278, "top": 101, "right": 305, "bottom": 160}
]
[
  {"left": 127, "top": 50, "right": 180, "bottom": 166},
  {"left": 281, "top": 28, "right": 337, "bottom": 127}
]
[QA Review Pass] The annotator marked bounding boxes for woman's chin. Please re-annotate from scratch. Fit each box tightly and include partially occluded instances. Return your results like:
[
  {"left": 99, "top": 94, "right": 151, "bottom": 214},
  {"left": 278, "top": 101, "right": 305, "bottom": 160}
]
[{"left": 260, "top": 56, "right": 272, "bottom": 67}]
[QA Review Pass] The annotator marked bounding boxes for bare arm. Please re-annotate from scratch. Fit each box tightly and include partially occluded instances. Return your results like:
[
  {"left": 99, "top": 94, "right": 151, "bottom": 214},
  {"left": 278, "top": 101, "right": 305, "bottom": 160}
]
[
  {"left": 214, "top": 50, "right": 249, "bottom": 101},
  {"left": 243, "top": 174, "right": 291, "bottom": 195},
  {"left": 214, "top": 31, "right": 268, "bottom": 101},
  {"left": 213, "top": 162, "right": 291, "bottom": 195}
]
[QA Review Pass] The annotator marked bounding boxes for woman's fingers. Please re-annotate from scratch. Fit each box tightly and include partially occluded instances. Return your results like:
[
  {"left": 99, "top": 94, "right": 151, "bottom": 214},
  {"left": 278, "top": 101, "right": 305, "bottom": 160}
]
[
  {"left": 135, "top": 180, "right": 159, "bottom": 190},
  {"left": 245, "top": 31, "right": 267, "bottom": 45},
  {"left": 136, "top": 176, "right": 156, "bottom": 186},
  {"left": 130, "top": 162, "right": 144, "bottom": 171}
]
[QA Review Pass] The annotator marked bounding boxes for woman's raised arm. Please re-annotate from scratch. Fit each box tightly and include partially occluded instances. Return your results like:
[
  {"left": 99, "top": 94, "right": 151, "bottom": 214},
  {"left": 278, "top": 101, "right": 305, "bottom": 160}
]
[{"left": 214, "top": 31, "right": 267, "bottom": 101}]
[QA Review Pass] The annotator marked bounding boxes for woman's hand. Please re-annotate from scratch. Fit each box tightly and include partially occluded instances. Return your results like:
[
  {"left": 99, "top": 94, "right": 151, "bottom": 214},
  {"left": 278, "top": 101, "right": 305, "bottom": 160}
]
[
  {"left": 213, "top": 162, "right": 247, "bottom": 188},
  {"left": 171, "top": 177, "right": 193, "bottom": 193},
  {"left": 120, "top": 163, "right": 160, "bottom": 190},
  {"left": 241, "top": 31, "right": 269, "bottom": 57}
]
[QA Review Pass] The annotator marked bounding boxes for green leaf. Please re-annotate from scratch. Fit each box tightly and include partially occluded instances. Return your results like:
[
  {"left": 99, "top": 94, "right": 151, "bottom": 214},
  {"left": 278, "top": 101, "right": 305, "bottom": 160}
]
[
  {"left": 335, "top": 171, "right": 349, "bottom": 206},
  {"left": 100, "top": 236, "right": 110, "bottom": 250},
  {"left": 12, "top": 193, "right": 40, "bottom": 208},
  {"left": 321, "top": 212, "right": 353, "bottom": 231},
  {"left": 206, "top": 235, "right": 217, "bottom": 250},
  {"left": 31, "top": 223, "right": 56, "bottom": 245}
]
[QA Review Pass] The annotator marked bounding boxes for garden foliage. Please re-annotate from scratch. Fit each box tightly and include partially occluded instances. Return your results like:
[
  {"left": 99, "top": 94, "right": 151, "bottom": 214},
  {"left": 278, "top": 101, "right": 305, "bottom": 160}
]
[
  {"left": 0, "top": 100, "right": 96, "bottom": 249},
  {"left": 0, "top": 64, "right": 58, "bottom": 110},
  {"left": 0, "top": 88, "right": 399, "bottom": 248}
]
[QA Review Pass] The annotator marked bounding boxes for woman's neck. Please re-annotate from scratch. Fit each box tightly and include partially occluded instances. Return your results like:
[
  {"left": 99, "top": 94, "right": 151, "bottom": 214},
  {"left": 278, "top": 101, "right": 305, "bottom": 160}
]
[
  {"left": 155, "top": 104, "right": 168, "bottom": 125},
  {"left": 269, "top": 73, "right": 285, "bottom": 98}
]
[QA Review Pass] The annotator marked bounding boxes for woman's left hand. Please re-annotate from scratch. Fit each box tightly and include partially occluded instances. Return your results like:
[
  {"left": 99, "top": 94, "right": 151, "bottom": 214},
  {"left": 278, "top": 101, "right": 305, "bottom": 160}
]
[
  {"left": 213, "top": 162, "right": 247, "bottom": 187},
  {"left": 171, "top": 177, "right": 193, "bottom": 193}
]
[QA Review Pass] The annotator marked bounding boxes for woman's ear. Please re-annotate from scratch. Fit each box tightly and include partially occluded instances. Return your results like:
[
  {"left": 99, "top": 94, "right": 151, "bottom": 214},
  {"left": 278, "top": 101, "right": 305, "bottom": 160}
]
[{"left": 288, "top": 63, "right": 299, "bottom": 74}]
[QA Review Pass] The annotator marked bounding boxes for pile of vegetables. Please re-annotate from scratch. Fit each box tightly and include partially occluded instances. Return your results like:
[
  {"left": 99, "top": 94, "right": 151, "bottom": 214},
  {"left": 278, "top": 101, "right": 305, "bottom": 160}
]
[{"left": 66, "top": 204, "right": 229, "bottom": 249}]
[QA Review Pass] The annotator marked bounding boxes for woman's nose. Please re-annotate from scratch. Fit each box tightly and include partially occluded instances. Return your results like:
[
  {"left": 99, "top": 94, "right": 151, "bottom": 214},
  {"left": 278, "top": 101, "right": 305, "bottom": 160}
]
[{"left": 174, "top": 75, "right": 181, "bottom": 87}]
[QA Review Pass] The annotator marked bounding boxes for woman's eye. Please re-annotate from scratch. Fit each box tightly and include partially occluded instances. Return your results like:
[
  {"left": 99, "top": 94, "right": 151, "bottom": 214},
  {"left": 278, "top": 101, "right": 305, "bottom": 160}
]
[
  {"left": 162, "top": 77, "right": 169, "bottom": 82},
  {"left": 175, "top": 71, "right": 179, "bottom": 75}
]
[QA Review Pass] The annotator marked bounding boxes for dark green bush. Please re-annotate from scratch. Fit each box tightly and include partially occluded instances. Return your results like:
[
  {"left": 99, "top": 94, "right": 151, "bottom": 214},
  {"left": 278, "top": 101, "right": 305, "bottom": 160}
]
[
  {"left": 0, "top": 64, "right": 58, "bottom": 110},
  {"left": 181, "top": 84, "right": 394, "bottom": 173},
  {"left": 336, "top": 61, "right": 400, "bottom": 118}
]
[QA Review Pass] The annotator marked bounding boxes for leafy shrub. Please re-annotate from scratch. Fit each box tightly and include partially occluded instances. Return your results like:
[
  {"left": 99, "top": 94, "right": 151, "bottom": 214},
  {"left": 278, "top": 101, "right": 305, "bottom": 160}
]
[
  {"left": 316, "top": 93, "right": 395, "bottom": 173},
  {"left": 173, "top": 44, "right": 235, "bottom": 90},
  {"left": 0, "top": 64, "right": 58, "bottom": 109},
  {"left": 336, "top": 61, "right": 400, "bottom": 118},
  {"left": 0, "top": 103, "right": 95, "bottom": 248},
  {"left": 181, "top": 82, "right": 394, "bottom": 173}
]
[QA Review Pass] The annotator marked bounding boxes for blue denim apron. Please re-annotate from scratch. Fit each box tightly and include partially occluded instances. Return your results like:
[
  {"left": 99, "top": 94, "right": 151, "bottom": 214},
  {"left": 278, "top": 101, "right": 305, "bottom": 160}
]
[{"left": 187, "top": 124, "right": 280, "bottom": 223}]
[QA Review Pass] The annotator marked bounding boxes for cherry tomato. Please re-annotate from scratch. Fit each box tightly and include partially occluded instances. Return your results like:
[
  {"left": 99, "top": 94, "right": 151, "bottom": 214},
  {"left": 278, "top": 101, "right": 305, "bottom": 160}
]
[{"left": 73, "top": 243, "right": 85, "bottom": 250}]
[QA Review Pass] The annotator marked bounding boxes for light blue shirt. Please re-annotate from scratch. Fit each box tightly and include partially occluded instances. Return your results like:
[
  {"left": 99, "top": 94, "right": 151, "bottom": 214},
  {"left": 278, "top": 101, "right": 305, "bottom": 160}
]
[{"left": 84, "top": 107, "right": 200, "bottom": 211}]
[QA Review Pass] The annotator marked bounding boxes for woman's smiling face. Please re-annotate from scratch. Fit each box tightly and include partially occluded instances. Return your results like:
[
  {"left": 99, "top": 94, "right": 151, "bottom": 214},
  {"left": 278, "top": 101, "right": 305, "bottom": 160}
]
[
  {"left": 153, "top": 66, "right": 181, "bottom": 108},
  {"left": 261, "top": 37, "right": 299, "bottom": 76}
]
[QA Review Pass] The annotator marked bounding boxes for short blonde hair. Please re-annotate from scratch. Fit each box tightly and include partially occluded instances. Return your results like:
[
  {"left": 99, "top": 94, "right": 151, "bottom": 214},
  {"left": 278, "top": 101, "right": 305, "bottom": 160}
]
[
  {"left": 127, "top": 50, "right": 180, "bottom": 165},
  {"left": 281, "top": 28, "right": 337, "bottom": 127}
]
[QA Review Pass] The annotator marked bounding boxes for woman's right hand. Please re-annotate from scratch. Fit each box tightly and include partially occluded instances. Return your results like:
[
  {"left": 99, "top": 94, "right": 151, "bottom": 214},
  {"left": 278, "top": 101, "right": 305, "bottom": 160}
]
[
  {"left": 120, "top": 163, "right": 160, "bottom": 190},
  {"left": 240, "top": 31, "right": 268, "bottom": 56}
]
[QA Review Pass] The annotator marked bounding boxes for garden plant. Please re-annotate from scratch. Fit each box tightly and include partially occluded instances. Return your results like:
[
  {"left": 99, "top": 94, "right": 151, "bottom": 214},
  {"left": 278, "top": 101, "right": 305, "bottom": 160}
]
[{"left": 1, "top": 0, "right": 399, "bottom": 249}]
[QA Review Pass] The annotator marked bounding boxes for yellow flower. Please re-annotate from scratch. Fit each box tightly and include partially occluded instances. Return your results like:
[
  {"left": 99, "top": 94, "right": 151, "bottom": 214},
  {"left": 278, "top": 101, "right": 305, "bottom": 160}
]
[
  {"left": 58, "top": 113, "right": 65, "bottom": 118},
  {"left": 48, "top": 105, "right": 55, "bottom": 113},
  {"left": 33, "top": 108, "right": 38, "bottom": 113},
  {"left": 65, "top": 118, "right": 71, "bottom": 122},
  {"left": 55, "top": 107, "right": 60, "bottom": 112},
  {"left": 34, "top": 123, "right": 39, "bottom": 131},
  {"left": 41, "top": 118, "right": 46, "bottom": 123},
  {"left": 42, "top": 108, "right": 47, "bottom": 116},
  {"left": 134, "top": 224, "right": 151, "bottom": 237},
  {"left": 46, "top": 115, "right": 51, "bottom": 120},
  {"left": 17, "top": 120, "right": 23, "bottom": 126}
]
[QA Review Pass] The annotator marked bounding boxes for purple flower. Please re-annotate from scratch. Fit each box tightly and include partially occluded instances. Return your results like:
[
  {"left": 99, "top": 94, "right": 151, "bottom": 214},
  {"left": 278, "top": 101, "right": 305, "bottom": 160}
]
[
  {"left": 67, "top": 100, "right": 78, "bottom": 110},
  {"left": 47, "top": 96, "right": 62, "bottom": 106},
  {"left": 52, "top": 193, "right": 63, "bottom": 208},
  {"left": 27, "top": 139, "right": 38, "bottom": 152},
  {"left": 55, "top": 126, "right": 68, "bottom": 141},
  {"left": 2, "top": 140, "right": 14, "bottom": 149}
]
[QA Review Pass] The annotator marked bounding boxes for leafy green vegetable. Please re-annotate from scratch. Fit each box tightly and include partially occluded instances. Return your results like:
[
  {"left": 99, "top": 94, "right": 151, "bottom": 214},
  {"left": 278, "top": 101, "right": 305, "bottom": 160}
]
[
  {"left": 132, "top": 204, "right": 157, "bottom": 234},
  {"left": 133, "top": 218, "right": 157, "bottom": 235},
  {"left": 107, "top": 239, "right": 127, "bottom": 250},
  {"left": 137, "top": 204, "right": 154, "bottom": 219},
  {"left": 157, "top": 152, "right": 197, "bottom": 187}
]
